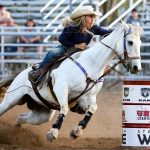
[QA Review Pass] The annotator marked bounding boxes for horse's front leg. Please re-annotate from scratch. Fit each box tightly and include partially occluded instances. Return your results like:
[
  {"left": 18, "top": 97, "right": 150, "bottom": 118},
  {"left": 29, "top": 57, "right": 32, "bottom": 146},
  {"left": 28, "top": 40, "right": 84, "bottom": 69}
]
[
  {"left": 70, "top": 101, "right": 97, "bottom": 139},
  {"left": 46, "top": 81, "right": 69, "bottom": 142}
]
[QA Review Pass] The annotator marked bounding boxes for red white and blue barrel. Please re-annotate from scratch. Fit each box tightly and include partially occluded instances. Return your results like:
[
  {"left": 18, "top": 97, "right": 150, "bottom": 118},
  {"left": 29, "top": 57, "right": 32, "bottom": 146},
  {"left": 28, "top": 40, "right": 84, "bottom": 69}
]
[{"left": 122, "top": 80, "right": 150, "bottom": 147}]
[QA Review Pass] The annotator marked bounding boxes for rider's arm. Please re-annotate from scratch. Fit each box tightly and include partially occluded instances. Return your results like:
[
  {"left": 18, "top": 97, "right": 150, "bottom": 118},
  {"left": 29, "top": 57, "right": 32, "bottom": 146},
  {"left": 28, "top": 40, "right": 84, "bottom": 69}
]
[
  {"left": 58, "top": 26, "right": 75, "bottom": 48},
  {"left": 91, "top": 24, "right": 113, "bottom": 36}
]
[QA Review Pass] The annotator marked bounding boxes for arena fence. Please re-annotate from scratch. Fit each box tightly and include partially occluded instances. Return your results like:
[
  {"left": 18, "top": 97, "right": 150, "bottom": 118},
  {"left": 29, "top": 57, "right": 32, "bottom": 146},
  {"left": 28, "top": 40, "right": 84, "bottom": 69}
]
[{"left": 0, "top": 26, "right": 150, "bottom": 80}]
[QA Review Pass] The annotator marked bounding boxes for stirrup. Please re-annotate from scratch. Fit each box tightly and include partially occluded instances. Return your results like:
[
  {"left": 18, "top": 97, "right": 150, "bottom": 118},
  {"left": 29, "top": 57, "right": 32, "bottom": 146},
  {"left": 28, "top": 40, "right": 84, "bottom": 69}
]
[
  {"left": 28, "top": 74, "right": 44, "bottom": 84},
  {"left": 28, "top": 70, "right": 44, "bottom": 85}
]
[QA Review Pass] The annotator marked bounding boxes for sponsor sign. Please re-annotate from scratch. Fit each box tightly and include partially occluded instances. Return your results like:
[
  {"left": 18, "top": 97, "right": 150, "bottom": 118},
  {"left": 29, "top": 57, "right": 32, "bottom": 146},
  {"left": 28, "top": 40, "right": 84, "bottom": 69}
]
[
  {"left": 122, "top": 80, "right": 150, "bottom": 147},
  {"left": 123, "top": 105, "right": 150, "bottom": 123},
  {"left": 122, "top": 85, "right": 150, "bottom": 104},
  {"left": 122, "top": 110, "right": 127, "bottom": 122},
  {"left": 122, "top": 128, "right": 150, "bottom": 146}
]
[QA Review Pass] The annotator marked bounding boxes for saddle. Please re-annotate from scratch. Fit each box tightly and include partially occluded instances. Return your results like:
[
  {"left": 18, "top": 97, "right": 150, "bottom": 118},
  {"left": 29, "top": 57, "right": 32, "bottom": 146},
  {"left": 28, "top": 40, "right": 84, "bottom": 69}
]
[
  {"left": 28, "top": 48, "right": 86, "bottom": 114},
  {"left": 28, "top": 48, "right": 82, "bottom": 85}
]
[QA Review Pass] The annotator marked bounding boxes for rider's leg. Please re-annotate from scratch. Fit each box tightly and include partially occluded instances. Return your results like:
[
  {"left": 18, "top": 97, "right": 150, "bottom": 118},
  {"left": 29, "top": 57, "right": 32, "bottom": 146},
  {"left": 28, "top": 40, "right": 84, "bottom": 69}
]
[{"left": 28, "top": 45, "right": 67, "bottom": 82}]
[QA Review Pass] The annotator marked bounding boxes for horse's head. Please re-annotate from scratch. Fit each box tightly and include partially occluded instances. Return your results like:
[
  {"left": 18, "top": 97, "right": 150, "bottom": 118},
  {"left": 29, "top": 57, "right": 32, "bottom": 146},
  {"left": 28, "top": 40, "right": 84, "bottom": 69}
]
[{"left": 114, "top": 21, "right": 143, "bottom": 74}]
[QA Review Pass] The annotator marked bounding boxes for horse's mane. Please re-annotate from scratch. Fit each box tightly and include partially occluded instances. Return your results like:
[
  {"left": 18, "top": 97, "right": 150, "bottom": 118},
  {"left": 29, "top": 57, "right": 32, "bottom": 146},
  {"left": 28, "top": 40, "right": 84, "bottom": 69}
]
[
  {"left": 113, "top": 22, "right": 143, "bottom": 37},
  {"left": 128, "top": 24, "right": 143, "bottom": 36},
  {"left": 71, "top": 23, "right": 143, "bottom": 62}
]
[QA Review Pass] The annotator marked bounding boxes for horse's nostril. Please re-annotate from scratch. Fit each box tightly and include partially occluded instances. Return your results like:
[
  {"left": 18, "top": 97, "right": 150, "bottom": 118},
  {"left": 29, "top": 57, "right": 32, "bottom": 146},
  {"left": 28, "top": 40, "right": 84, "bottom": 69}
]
[{"left": 133, "top": 65, "right": 138, "bottom": 71}]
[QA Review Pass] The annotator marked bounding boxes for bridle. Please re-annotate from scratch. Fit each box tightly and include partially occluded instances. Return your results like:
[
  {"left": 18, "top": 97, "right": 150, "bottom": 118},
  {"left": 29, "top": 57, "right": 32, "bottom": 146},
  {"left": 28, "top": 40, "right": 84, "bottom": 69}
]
[
  {"left": 30, "top": 27, "right": 142, "bottom": 111},
  {"left": 100, "top": 27, "right": 141, "bottom": 72},
  {"left": 64, "top": 27, "right": 142, "bottom": 100}
]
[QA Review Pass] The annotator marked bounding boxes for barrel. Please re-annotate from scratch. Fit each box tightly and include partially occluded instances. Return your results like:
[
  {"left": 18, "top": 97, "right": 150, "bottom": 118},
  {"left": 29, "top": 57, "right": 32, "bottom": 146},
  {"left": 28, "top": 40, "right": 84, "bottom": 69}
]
[{"left": 122, "top": 80, "right": 150, "bottom": 147}]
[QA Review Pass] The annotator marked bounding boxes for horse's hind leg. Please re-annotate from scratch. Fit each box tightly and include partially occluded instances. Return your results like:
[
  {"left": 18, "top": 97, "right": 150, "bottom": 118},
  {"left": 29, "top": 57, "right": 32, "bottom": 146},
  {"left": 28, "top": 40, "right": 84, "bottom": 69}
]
[
  {"left": 0, "top": 92, "right": 23, "bottom": 116},
  {"left": 16, "top": 95, "right": 56, "bottom": 126},
  {"left": 16, "top": 108, "right": 55, "bottom": 126}
]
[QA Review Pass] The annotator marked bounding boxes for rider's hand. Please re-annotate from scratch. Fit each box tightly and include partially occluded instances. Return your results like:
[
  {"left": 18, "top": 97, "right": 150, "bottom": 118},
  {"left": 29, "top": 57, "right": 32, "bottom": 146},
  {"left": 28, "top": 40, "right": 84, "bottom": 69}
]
[
  {"left": 24, "top": 38, "right": 30, "bottom": 43},
  {"left": 29, "top": 38, "right": 34, "bottom": 43},
  {"left": 75, "top": 43, "right": 86, "bottom": 50}
]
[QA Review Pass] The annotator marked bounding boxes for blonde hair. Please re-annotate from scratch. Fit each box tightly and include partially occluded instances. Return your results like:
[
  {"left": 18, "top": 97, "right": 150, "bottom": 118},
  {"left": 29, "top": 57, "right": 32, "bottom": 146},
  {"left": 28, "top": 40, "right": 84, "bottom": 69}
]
[{"left": 61, "top": 16, "right": 94, "bottom": 36}]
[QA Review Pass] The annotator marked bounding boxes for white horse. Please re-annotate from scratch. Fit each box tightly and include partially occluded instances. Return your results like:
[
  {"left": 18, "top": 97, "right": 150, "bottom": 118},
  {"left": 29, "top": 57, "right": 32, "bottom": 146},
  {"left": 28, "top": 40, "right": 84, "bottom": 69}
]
[{"left": 0, "top": 22, "right": 142, "bottom": 142}]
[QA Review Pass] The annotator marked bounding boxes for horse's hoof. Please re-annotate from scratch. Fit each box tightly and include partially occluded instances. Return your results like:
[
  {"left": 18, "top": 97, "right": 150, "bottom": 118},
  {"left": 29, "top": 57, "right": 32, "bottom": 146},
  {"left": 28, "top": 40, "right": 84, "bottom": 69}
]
[
  {"left": 46, "top": 132, "right": 55, "bottom": 142},
  {"left": 70, "top": 125, "right": 83, "bottom": 139},
  {"left": 46, "top": 128, "right": 58, "bottom": 142},
  {"left": 70, "top": 130, "right": 78, "bottom": 139}
]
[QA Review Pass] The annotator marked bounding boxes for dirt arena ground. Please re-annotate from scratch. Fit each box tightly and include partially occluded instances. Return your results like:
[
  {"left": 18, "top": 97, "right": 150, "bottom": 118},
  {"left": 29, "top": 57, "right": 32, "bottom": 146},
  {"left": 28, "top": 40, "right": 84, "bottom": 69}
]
[{"left": 0, "top": 82, "right": 143, "bottom": 150}]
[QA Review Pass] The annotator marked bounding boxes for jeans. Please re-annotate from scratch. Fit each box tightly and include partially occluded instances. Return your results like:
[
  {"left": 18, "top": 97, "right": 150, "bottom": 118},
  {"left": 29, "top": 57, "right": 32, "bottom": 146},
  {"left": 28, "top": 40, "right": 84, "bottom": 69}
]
[{"left": 39, "top": 45, "right": 67, "bottom": 68}]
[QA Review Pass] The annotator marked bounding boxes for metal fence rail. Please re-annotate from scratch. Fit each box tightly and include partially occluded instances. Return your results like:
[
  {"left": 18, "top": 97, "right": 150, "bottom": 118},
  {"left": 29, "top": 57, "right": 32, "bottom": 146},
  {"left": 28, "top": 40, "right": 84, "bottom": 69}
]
[{"left": 0, "top": 26, "right": 150, "bottom": 79}]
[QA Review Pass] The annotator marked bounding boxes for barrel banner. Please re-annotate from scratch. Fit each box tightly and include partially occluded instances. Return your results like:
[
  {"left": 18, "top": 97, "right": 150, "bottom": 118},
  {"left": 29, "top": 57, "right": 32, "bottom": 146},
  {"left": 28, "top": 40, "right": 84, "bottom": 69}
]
[
  {"left": 122, "top": 105, "right": 150, "bottom": 124},
  {"left": 122, "top": 128, "right": 150, "bottom": 146},
  {"left": 123, "top": 85, "right": 150, "bottom": 104}
]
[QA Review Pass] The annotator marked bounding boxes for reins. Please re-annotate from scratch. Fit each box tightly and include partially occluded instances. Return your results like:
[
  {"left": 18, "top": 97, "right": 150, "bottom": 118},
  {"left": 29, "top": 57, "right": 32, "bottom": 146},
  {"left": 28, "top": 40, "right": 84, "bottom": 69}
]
[
  {"left": 30, "top": 27, "right": 141, "bottom": 110},
  {"left": 100, "top": 28, "right": 141, "bottom": 72}
]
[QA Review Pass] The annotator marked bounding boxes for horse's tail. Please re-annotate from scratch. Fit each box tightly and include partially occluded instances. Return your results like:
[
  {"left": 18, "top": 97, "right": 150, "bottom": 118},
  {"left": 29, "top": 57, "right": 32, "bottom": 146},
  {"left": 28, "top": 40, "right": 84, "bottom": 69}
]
[{"left": 0, "top": 72, "right": 20, "bottom": 89}]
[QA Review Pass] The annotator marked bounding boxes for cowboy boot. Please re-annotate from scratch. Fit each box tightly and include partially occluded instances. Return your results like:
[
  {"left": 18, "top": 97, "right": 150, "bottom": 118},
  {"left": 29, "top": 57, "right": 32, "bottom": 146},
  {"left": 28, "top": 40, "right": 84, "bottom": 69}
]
[
  {"left": 28, "top": 68, "right": 46, "bottom": 83},
  {"left": 28, "top": 57, "right": 58, "bottom": 84},
  {"left": 28, "top": 48, "right": 68, "bottom": 84}
]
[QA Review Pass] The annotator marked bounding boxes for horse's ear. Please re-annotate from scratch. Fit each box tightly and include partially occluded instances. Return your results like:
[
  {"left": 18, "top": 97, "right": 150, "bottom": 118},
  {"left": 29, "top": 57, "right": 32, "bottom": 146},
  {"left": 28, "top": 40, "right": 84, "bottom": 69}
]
[
  {"left": 121, "top": 20, "right": 129, "bottom": 30},
  {"left": 120, "top": 19, "right": 124, "bottom": 23},
  {"left": 115, "top": 22, "right": 122, "bottom": 28},
  {"left": 115, "top": 20, "right": 127, "bottom": 27}
]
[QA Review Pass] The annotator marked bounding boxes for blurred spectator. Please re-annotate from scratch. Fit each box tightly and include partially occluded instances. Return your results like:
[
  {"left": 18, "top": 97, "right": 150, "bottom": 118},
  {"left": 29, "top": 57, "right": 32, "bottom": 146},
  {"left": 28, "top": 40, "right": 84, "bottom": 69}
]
[
  {"left": 0, "top": 5, "right": 12, "bottom": 26},
  {"left": 18, "top": 18, "right": 43, "bottom": 58},
  {"left": 2, "top": 19, "right": 19, "bottom": 58},
  {"left": 126, "top": 9, "right": 142, "bottom": 26},
  {"left": 0, "top": 19, "right": 19, "bottom": 74}
]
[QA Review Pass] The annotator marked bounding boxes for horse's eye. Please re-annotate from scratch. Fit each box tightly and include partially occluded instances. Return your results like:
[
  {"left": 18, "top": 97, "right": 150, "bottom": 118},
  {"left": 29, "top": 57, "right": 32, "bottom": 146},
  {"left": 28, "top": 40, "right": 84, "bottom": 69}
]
[{"left": 128, "top": 41, "right": 133, "bottom": 45}]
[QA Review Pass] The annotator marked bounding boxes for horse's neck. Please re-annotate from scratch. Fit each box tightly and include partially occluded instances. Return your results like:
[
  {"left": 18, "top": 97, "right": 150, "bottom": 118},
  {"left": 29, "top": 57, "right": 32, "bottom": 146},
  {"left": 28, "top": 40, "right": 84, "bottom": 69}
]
[{"left": 81, "top": 32, "right": 119, "bottom": 78}]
